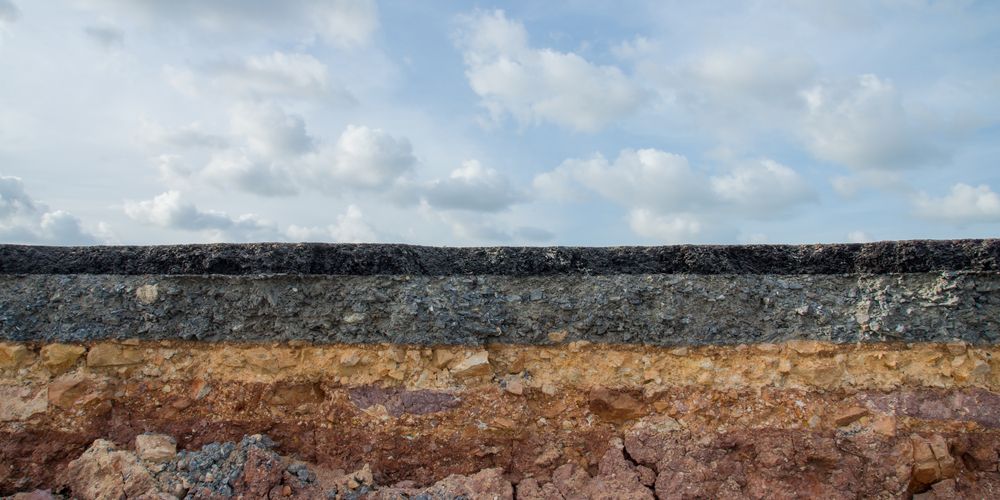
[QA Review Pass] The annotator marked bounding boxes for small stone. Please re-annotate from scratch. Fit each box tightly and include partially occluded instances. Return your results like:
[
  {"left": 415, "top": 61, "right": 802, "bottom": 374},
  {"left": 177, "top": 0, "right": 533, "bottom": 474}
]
[
  {"left": 135, "top": 284, "right": 158, "bottom": 304},
  {"left": 589, "top": 388, "right": 645, "bottom": 422},
  {"left": 450, "top": 351, "right": 491, "bottom": 378},
  {"left": 945, "top": 341, "right": 967, "bottom": 355},
  {"left": 970, "top": 359, "right": 991, "bottom": 378},
  {"left": 505, "top": 378, "right": 524, "bottom": 395},
  {"left": 0, "top": 343, "right": 30, "bottom": 369},
  {"left": 541, "top": 383, "right": 558, "bottom": 396},
  {"left": 872, "top": 414, "right": 897, "bottom": 437},
  {"left": 547, "top": 331, "right": 568, "bottom": 343},
  {"left": 41, "top": 344, "right": 86, "bottom": 373},
  {"left": 433, "top": 349, "right": 455, "bottom": 368},
  {"left": 777, "top": 358, "right": 793, "bottom": 374},
  {"left": 244, "top": 348, "right": 300, "bottom": 374},
  {"left": 636, "top": 466, "right": 657, "bottom": 487},
  {"left": 281, "top": 485, "right": 292, "bottom": 496},
  {"left": 340, "top": 352, "right": 361, "bottom": 367},
  {"left": 87, "top": 344, "right": 143, "bottom": 367},
  {"left": 48, "top": 372, "right": 104, "bottom": 409},
  {"left": 135, "top": 433, "right": 176, "bottom": 462},
  {"left": 833, "top": 407, "right": 869, "bottom": 427},
  {"left": 342, "top": 312, "right": 365, "bottom": 324},
  {"left": 493, "top": 417, "right": 516, "bottom": 429},
  {"left": 787, "top": 340, "right": 830, "bottom": 355},
  {"left": 0, "top": 385, "right": 47, "bottom": 421},
  {"left": 669, "top": 347, "right": 689, "bottom": 356},
  {"left": 534, "top": 445, "right": 561, "bottom": 466}
]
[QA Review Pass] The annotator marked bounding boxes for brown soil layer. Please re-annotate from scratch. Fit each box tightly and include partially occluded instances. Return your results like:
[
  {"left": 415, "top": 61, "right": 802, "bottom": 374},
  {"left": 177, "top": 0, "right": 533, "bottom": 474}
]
[{"left": 2, "top": 341, "right": 1000, "bottom": 497}]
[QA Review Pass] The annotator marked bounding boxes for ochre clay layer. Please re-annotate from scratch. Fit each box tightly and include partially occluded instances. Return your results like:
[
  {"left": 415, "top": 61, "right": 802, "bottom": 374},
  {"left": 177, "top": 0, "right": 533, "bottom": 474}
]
[{"left": 2, "top": 340, "right": 1000, "bottom": 498}]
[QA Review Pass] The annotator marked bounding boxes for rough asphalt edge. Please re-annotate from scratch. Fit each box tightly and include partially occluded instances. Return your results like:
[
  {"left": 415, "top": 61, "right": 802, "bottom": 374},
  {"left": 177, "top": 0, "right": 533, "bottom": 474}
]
[{"left": 1, "top": 239, "right": 999, "bottom": 275}]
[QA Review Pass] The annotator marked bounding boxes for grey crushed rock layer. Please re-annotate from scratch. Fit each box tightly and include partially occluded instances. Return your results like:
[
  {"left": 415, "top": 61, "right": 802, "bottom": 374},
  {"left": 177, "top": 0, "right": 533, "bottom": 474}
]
[
  {"left": 2, "top": 272, "right": 997, "bottom": 345},
  {"left": 2, "top": 239, "right": 1000, "bottom": 276}
]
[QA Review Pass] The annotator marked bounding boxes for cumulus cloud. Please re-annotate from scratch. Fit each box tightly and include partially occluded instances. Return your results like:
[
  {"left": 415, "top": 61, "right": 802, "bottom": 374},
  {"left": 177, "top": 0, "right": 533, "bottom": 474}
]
[
  {"left": 537, "top": 149, "right": 709, "bottom": 213},
  {"left": 124, "top": 190, "right": 279, "bottom": 241},
  {"left": 0, "top": 176, "right": 102, "bottom": 245},
  {"left": 229, "top": 101, "right": 314, "bottom": 159},
  {"left": 155, "top": 102, "right": 416, "bottom": 198},
  {"left": 914, "top": 183, "right": 1000, "bottom": 223},
  {"left": 455, "top": 10, "right": 645, "bottom": 132},
  {"left": 83, "top": 24, "right": 124, "bottom": 48},
  {"left": 125, "top": 191, "right": 379, "bottom": 243},
  {"left": 80, "top": 0, "right": 378, "bottom": 48},
  {"left": 627, "top": 210, "right": 725, "bottom": 244},
  {"left": 533, "top": 150, "right": 814, "bottom": 243},
  {"left": 285, "top": 205, "right": 376, "bottom": 242},
  {"left": 537, "top": 150, "right": 813, "bottom": 216},
  {"left": 201, "top": 151, "right": 299, "bottom": 197},
  {"left": 683, "top": 49, "right": 814, "bottom": 106},
  {"left": 312, "top": 125, "right": 416, "bottom": 190},
  {"left": 801, "top": 74, "right": 945, "bottom": 171},
  {"left": 423, "top": 160, "right": 524, "bottom": 212},
  {"left": 710, "top": 160, "right": 814, "bottom": 214}
]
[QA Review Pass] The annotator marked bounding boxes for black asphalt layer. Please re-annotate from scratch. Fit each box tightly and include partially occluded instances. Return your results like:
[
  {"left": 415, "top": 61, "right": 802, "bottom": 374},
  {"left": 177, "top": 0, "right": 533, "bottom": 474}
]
[{"left": 2, "top": 239, "right": 999, "bottom": 276}]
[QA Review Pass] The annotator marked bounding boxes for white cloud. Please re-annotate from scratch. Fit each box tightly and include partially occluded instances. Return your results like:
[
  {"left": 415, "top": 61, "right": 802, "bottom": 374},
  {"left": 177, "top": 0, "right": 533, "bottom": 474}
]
[
  {"left": 710, "top": 159, "right": 814, "bottom": 215},
  {"left": 0, "top": 176, "right": 102, "bottom": 245},
  {"left": 914, "top": 183, "right": 1000, "bottom": 223},
  {"left": 229, "top": 101, "right": 314, "bottom": 159},
  {"left": 286, "top": 205, "right": 376, "bottom": 242},
  {"left": 0, "top": 175, "right": 37, "bottom": 218},
  {"left": 308, "top": 124, "right": 416, "bottom": 191},
  {"left": 423, "top": 160, "right": 524, "bottom": 212},
  {"left": 801, "top": 74, "right": 945, "bottom": 171},
  {"left": 123, "top": 190, "right": 279, "bottom": 241},
  {"left": 83, "top": 24, "right": 124, "bottom": 49},
  {"left": 534, "top": 149, "right": 814, "bottom": 242},
  {"left": 311, "top": 0, "right": 379, "bottom": 48},
  {"left": 627, "top": 210, "right": 733, "bottom": 244},
  {"left": 455, "top": 10, "right": 645, "bottom": 132},
  {"left": 535, "top": 150, "right": 814, "bottom": 216},
  {"left": 617, "top": 43, "right": 819, "bottom": 140},
  {"left": 159, "top": 115, "right": 415, "bottom": 198},
  {"left": 201, "top": 151, "right": 299, "bottom": 197},
  {"left": 80, "top": 0, "right": 378, "bottom": 48},
  {"left": 536, "top": 149, "right": 707, "bottom": 212},
  {"left": 681, "top": 49, "right": 815, "bottom": 110}
]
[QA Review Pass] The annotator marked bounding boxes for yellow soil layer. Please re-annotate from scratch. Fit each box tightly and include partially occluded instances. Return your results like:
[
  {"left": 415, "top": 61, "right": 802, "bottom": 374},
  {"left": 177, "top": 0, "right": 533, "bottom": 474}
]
[{"left": 0, "top": 339, "right": 996, "bottom": 392}]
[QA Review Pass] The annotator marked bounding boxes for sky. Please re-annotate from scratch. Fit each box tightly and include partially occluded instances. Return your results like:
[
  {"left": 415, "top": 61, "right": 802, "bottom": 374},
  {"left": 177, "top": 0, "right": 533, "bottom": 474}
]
[{"left": 0, "top": 0, "right": 999, "bottom": 246}]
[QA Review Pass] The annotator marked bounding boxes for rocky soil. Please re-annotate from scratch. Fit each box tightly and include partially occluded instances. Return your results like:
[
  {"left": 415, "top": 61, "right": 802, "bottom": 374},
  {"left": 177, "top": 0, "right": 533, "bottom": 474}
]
[{"left": 5, "top": 425, "right": 999, "bottom": 499}]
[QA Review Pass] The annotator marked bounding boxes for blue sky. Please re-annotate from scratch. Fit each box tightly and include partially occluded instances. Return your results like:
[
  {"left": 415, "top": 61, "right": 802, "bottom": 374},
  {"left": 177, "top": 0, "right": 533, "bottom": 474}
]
[{"left": 1, "top": 0, "right": 998, "bottom": 246}]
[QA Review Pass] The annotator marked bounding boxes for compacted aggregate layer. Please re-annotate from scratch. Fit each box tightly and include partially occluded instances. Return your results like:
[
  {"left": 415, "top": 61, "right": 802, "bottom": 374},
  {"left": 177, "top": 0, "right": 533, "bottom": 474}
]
[
  {"left": 1, "top": 241, "right": 999, "bottom": 498},
  {"left": 2, "top": 272, "right": 1000, "bottom": 346}
]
